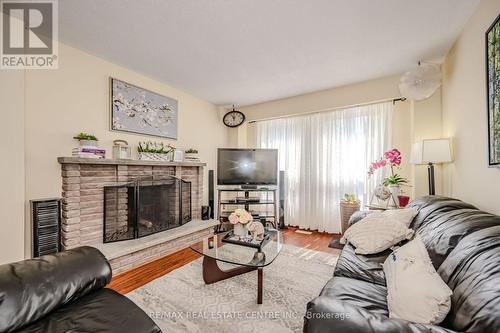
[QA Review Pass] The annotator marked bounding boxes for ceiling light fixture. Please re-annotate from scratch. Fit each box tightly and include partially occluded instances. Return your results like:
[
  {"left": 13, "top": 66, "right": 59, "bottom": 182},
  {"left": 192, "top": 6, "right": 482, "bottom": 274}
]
[{"left": 399, "top": 62, "right": 441, "bottom": 101}]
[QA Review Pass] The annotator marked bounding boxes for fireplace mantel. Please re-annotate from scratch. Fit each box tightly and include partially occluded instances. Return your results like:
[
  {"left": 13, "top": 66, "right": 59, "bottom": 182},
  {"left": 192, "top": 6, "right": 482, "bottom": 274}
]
[{"left": 58, "top": 157, "right": 206, "bottom": 167}]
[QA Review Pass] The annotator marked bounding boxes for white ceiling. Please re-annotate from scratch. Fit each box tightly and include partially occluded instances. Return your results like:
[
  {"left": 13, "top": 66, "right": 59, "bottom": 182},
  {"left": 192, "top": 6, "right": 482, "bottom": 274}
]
[{"left": 59, "top": 0, "right": 479, "bottom": 106}]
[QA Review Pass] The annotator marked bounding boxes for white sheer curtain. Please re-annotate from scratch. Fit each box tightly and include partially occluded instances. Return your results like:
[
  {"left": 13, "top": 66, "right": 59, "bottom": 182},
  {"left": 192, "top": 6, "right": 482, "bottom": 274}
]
[{"left": 256, "top": 102, "right": 393, "bottom": 233}]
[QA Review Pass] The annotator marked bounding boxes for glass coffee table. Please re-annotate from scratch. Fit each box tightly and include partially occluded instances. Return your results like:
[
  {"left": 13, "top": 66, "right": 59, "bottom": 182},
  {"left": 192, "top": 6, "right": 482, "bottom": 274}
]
[{"left": 190, "top": 229, "right": 282, "bottom": 304}]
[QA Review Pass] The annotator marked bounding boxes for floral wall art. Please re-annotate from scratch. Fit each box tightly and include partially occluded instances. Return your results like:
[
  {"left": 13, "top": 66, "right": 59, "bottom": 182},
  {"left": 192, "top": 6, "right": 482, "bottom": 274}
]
[{"left": 110, "top": 78, "right": 178, "bottom": 139}]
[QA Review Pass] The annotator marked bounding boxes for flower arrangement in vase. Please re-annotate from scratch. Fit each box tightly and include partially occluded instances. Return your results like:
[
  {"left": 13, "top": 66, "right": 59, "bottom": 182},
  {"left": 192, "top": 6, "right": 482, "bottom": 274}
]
[
  {"left": 368, "top": 148, "right": 409, "bottom": 207},
  {"left": 228, "top": 208, "right": 253, "bottom": 238}
]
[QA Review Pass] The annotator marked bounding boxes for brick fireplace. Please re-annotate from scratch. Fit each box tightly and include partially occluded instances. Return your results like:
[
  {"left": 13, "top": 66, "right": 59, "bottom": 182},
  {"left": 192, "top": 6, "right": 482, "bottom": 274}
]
[
  {"left": 58, "top": 157, "right": 218, "bottom": 273},
  {"left": 103, "top": 175, "right": 192, "bottom": 243}
]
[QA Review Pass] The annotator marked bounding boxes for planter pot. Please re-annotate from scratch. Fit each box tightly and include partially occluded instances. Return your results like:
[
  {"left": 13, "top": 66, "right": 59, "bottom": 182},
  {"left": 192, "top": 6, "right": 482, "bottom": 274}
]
[
  {"left": 79, "top": 140, "right": 98, "bottom": 147},
  {"left": 184, "top": 152, "right": 199, "bottom": 160},
  {"left": 339, "top": 201, "right": 360, "bottom": 234},
  {"left": 233, "top": 223, "right": 247, "bottom": 238},
  {"left": 388, "top": 184, "right": 400, "bottom": 207},
  {"left": 138, "top": 152, "right": 172, "bottom": 161},
  {"left": 398, "top": 195, "right": 410, "bottom": 207}
]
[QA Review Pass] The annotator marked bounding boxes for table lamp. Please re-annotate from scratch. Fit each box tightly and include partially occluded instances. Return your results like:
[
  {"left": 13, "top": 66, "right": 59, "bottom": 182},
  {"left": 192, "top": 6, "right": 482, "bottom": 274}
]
[{"left": 410, "top": 138, "right": 453, "bottom": 195}]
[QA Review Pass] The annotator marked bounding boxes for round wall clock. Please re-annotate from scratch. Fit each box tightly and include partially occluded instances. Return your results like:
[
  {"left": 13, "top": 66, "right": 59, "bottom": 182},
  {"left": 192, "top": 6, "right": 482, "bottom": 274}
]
[{"left": 223, "top": 106, "right": 246, "bottom": 127}]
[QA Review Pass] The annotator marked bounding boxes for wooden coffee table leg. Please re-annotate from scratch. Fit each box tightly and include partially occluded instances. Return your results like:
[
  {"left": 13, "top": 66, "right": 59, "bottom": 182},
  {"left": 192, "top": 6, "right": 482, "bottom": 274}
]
[
  {"left": 257, "top": 267, "right": 263, "bottom": 304},
  {"left": 202, "top": 256, "right": 256, "bottom": 284}
]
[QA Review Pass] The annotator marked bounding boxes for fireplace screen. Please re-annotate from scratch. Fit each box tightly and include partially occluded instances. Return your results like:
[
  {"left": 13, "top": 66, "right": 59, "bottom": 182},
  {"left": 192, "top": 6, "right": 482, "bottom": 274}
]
[{"left": 104, "top": 175, "right": 191, "bottom": 243}]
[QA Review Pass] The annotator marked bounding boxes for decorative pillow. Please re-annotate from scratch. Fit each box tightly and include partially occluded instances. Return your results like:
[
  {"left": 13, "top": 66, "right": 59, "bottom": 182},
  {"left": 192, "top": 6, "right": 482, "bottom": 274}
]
[
  {"left": 340, "top": 217, "right": 414, "bottom": 255},
  {"left": 383, "top": 237, "right": 453, "bottom": 324},
  {"left": 368, "top": 207, "right": 418, "bottom": 227}
]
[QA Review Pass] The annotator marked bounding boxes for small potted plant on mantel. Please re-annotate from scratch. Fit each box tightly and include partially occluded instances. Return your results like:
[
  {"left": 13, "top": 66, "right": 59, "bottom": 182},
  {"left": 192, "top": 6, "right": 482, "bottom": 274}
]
[
  {"left": 73, "top": 132, "right": 98, "bottom": 147},
  {"left": 184, "top": 148, "right": 199, "bottom": 161},
  {"left": 138, "top": 141, "right": 175, "bottom": 161}
]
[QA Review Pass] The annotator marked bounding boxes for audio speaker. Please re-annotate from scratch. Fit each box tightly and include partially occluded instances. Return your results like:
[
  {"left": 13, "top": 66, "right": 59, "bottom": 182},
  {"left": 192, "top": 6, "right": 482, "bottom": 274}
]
[
  {"left": 201, "top": 205, "right": 211, "bottom": 220},
  {"left": 279, "top": 170, "right": 286, "bottom": 229},
  {"left": 208, "top": 169, "right": 215, "bottom": 219}
]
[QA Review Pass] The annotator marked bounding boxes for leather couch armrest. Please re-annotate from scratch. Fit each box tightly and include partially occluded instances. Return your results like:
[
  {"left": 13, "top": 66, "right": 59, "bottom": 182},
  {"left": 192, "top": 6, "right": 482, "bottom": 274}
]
[
  {"left": 304, "top": 296, "right": 457, "bottom": 333},
  {"left": 0, "top": 246, "right": 111, "bottom": 333},
  {"left": 348, "top": 210, "right": 374, "bottom": 227}
]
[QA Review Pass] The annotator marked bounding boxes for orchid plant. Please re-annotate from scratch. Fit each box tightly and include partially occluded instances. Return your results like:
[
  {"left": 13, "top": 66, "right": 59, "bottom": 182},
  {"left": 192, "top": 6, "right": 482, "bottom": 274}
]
[{"left": 368, "top": 148, "right": 409, "bottom": 186}]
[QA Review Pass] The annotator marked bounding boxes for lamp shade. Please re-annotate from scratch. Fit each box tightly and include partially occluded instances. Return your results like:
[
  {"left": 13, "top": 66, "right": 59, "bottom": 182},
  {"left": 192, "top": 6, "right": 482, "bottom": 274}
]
[{"left": 410, "top": 139, "right": 452, "bottom": 164}]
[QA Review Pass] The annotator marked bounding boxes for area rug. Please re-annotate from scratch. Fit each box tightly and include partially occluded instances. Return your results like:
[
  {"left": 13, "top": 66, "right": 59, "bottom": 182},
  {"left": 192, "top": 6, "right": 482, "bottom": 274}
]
[{"left": 127, "top": 244, "right": 338, "bottom": 333}]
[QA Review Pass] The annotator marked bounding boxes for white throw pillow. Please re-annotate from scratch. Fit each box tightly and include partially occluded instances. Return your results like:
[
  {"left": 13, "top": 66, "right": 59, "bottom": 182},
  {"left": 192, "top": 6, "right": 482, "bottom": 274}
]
[
  {"left": 367, "top": 207, "right": 418, "bottom": 227},
  {"left": 383, "top": 237, "right": 453, "bottom": 324},
  {"left": 340, "top": 217, "right": 414, "bottom": 255}
]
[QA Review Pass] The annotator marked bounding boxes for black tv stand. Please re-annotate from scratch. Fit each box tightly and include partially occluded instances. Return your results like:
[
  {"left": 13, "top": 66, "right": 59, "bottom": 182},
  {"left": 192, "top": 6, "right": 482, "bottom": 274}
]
[{"left": 217, "top": 187, "right": 278, "bottom": 232}]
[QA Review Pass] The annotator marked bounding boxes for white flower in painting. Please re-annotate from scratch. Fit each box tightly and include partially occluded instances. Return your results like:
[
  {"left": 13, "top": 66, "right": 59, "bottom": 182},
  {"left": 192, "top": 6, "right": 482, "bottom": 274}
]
[
  {"left": 159, "top": 103, "right": 172, "bottom": 112},
  {"left": 112, "top": 117, "right": 124, "bottom": 129},
  {"left": 157, "top": 112, "right": 172, "bottom": 125},
  {"left": 124, "top": 108, "right": 136, "bottom": 118},
  {"left": 146, "top": 109, "right": 157, "bottom": 123},
  {"left": 114, "top": 93, "right": 125, "bottom": 104}
]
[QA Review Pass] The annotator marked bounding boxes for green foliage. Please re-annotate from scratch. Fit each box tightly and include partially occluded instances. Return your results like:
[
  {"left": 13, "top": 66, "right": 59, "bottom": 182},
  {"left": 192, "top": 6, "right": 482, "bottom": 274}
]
[
  {"left": 73, "top": 132, "right": 98, "bottom": 141},
  {"left": 383, "top": 174, "right": 408, "bottom": 186},
  {"left": 342, "top": 193, "right": 359, "bottom": 204},
  {"left": 138, "top": 141, "right": 174, "bottom": 154},
  {"left": 185, "top": 148, "right": 198, "bottom": 154}
]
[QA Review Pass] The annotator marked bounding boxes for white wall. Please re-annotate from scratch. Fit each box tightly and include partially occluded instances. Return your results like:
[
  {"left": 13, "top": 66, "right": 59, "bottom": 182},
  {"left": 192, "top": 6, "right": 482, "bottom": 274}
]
[
  {"left": 410, "top": 89, "right": 444, "bottom": 197},
  {"left": 0, "top": 71, "right": 26, "bottom": 264},
  {"left": 20, "top": 43, "right": 228, "bottom": 258},
  {"left": 442, "top": 0, "right": 500, "bottom": 214}
]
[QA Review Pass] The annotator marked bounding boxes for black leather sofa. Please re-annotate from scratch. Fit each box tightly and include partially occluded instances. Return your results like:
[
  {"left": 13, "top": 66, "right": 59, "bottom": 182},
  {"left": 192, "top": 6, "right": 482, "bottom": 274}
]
[
  {"left": 304, "top": 196, "right": 500, "bottom": 333},
  {"left": 0, "top": 246, "right": 161, "bottom": 333}
]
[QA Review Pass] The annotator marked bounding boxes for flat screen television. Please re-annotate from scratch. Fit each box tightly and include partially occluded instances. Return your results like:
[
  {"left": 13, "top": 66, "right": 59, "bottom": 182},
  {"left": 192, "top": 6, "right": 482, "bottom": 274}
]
[{"left": 217, "top": 148, "right": 278, "bottom": 185}]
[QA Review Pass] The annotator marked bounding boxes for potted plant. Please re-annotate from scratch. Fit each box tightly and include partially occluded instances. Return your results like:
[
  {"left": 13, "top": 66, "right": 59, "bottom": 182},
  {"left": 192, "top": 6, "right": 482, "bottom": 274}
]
[
  {"left": 73, "top": 132, "right": 98, "bottom": 147},
  {"left": 228, "top": 208, "right": 253, "bottom": 238},
  {"left": 184, "top": 148, "right": 199, "bottom": 160},
  {"left": 138, "top": 141, "right": 175, "bottom": 161},
  {"left": 339, "top": 194, "right": 360, "bottom": 233},
  {"left": 368, "top": 148, "right": 409, "bottom": 207}
]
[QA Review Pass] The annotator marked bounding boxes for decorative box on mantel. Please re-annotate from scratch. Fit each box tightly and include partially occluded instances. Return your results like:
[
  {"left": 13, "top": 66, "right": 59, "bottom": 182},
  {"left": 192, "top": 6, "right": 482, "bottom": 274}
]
[{"left": 58, "top": 157, "right": 215, "bottom": 273}]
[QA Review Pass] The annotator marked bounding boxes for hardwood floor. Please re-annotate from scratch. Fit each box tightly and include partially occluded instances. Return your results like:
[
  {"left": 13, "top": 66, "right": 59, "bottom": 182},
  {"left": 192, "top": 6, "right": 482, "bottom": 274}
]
[
  {"left": 108, "top": 227, "right": 341, "bottom": 294},
  {"left": 282, "top": 226, "right": 341, "bottom": 255}
]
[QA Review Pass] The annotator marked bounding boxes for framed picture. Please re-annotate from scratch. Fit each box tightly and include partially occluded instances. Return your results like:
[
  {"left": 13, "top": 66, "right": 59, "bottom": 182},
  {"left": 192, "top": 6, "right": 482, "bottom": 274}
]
[
  {"left": 486, "top": 14, "right": 500, "bottom": 166},
  {"left": 110, "top": 78, "right": 178, "bottom": 139}
]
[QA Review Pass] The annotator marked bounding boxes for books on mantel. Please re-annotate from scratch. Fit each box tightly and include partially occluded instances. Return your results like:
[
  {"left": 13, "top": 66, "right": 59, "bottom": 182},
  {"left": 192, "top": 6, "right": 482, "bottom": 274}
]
[{"left": 72, "top": 146, "right": 106, "bottom": 159}]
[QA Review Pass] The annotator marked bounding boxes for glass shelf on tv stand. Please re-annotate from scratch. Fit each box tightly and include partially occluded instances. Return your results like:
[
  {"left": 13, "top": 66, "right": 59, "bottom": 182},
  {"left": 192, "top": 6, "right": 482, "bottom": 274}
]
[
  {"left": 217, "top": 188, "right": 277, "bottom": 192},
  {"left": 219, "top": 201, "right": 275, "bottom": 205},
  {"left": 217, "top": 187, "right": 278, "bottom": 232}
]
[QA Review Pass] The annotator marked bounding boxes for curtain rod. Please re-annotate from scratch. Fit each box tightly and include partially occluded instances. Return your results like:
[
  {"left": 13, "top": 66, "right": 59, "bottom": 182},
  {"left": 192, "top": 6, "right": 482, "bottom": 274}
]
[{"left": 248, "top": 97, "right": 406, "bottom": 124}]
